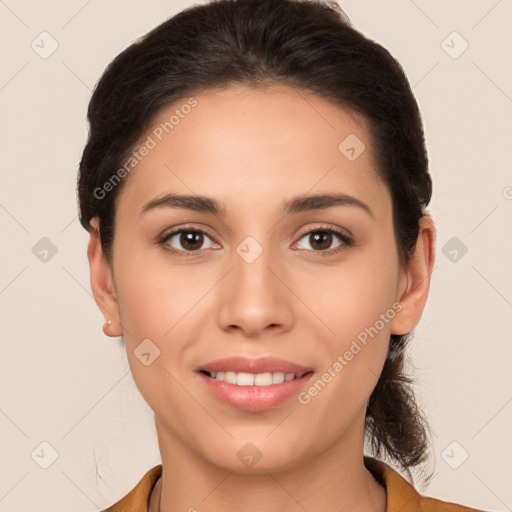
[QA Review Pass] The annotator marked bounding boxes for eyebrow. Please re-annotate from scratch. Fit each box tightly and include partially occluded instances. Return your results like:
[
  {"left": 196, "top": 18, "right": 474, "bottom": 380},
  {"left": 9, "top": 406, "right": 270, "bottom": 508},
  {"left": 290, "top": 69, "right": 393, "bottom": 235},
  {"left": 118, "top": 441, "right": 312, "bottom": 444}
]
[{"left": 140, "top": 192, "right": 375, "bottom": 219}]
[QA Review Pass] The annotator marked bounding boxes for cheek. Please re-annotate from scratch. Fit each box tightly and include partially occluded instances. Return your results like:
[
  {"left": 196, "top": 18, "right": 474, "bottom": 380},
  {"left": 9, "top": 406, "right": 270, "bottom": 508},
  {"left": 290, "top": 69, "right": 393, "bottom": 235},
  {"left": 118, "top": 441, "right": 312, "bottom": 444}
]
[
  {"left": 111, "top": 250, "right": 203, "bottom": 413},
  {"left": 302, "top": 246, "right": 400, "bottom": 344},
  {"left": 113, "top": 246, "right": 207, "bottom": 339},
  {"left": 296, "top": 247, "right": 399, "bottom": 408}
]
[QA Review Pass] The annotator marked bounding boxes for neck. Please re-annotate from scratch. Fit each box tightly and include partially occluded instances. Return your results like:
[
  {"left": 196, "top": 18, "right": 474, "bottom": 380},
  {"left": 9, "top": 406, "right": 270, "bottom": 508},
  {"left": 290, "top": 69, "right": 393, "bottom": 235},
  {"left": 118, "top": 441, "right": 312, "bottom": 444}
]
[{"left": 149, "top": 414, "right": 386, "bottom": 512}]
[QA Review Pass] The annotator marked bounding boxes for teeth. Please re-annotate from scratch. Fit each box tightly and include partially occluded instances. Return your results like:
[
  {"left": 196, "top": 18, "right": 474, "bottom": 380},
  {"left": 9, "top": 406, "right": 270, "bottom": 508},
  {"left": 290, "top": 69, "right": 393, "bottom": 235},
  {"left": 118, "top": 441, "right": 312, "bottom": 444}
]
[{"left": 208, "top": 371, "right": 300, "bottom": 386}]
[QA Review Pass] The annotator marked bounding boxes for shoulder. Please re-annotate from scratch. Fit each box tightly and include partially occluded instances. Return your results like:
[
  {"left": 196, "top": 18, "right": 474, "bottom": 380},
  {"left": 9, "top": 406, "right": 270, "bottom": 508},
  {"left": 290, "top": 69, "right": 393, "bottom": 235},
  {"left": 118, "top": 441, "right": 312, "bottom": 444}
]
[
  {"left": 364, "top": 456, "right": 488, "bottom": 512},
  {"left": 101, "top": 464, "right": 162, "bottom": 512}
]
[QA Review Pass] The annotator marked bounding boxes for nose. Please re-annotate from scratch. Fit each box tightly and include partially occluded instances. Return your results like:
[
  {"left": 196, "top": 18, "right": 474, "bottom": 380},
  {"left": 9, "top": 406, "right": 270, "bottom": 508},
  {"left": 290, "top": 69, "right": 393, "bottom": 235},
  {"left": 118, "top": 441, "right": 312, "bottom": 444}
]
[{"left": 217, "top": 242, "right": 294, "bottom": 338}]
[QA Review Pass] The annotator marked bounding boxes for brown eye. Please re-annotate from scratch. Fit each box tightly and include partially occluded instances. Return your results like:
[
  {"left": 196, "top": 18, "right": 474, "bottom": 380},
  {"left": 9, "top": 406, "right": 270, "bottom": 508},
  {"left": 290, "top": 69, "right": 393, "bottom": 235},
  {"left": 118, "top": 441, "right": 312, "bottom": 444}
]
[
  {"left": 160, "top": 229, "right": 216, "bottom": 255},
  {"left": 178, "top": 231, "right": 204, "bottom": 251},
  {"left": 308, "top": 231, "right": 334, "bottom": 251},
  {"left": 295, "top": 228, "right": 352, "bottom": 255}
]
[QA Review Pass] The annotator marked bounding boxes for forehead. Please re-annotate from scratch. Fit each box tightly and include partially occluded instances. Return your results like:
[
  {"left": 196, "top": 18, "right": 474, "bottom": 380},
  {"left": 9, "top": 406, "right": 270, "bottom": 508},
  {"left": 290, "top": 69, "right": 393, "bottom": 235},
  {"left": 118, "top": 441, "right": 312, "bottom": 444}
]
[{"left": 114, "top": 84, "right": 390, "bottom": 221}]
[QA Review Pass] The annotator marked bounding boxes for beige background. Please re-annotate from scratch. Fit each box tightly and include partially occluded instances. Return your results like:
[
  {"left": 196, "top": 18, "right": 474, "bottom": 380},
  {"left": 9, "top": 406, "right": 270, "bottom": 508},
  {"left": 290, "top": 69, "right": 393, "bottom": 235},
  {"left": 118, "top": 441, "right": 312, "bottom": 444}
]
[{"left": 0, "top": 0, "right": 511, "bottom": 510}]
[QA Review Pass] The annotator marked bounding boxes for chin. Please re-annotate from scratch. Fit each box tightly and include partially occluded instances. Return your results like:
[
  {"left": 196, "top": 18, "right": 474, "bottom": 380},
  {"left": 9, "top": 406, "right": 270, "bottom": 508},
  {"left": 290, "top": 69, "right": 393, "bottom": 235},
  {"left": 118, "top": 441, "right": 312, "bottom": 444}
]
[{"left": 201, "top": 437, "right": 307, "bottom": 475}]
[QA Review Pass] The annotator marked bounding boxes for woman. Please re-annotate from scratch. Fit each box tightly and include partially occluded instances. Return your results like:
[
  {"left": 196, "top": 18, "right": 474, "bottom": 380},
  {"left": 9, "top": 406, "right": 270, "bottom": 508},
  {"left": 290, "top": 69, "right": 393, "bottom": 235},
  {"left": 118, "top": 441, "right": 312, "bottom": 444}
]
[{"left": 77, "top": 0, "right": 486, "bottom": 510}]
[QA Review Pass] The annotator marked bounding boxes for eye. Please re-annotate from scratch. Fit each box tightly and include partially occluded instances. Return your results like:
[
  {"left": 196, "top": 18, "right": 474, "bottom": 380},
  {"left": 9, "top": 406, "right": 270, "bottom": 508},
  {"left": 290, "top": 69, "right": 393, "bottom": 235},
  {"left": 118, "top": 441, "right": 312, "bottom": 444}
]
[
  {"left": 159, "top": 228, "right": 218, "bottom": 256},
  {"left": 294, "top": 227, "right": 353, "bottom": 256},
  {"left": 158, "top": 225, "right": 354, "bottom": 258}
]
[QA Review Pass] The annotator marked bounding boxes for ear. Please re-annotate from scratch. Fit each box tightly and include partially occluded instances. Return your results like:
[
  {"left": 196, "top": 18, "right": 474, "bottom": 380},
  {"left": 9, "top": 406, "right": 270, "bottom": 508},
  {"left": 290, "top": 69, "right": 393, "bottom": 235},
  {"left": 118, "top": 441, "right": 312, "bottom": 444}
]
[
  {"left": 390, "top": 215, "right": 436, "bottom": 336},
  {"left": 87, "top": 216, "right": 123, "bottom": 337}
]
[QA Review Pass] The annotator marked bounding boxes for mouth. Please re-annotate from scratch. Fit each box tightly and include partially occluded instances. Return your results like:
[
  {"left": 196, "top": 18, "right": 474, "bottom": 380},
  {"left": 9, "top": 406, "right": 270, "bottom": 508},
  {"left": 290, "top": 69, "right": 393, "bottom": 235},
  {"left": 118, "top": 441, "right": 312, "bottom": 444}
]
[
  {"left": 196, "top": 367, "right": 315, "bottom": 412},
  {"left": 195, "top": 356, "right": 315, "bottom": 411}
]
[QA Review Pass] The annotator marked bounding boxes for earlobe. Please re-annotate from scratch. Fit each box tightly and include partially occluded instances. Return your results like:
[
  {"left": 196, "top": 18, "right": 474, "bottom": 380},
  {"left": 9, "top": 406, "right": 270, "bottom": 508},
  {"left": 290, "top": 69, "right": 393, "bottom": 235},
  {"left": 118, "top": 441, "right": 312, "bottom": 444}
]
[
  {"left": 390, "top": 215, "right": 436, "bottom": 336},
  {"left": 87, "top": 217, "right": 123, "bottom": 337}
]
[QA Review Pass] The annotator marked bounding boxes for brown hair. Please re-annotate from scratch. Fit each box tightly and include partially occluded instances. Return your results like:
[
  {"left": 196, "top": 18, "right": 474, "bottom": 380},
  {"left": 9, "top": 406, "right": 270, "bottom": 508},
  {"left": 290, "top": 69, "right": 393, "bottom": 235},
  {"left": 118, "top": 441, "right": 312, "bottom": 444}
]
[{"left": 78, "top": 0, "right": 433, "bottom": 477}]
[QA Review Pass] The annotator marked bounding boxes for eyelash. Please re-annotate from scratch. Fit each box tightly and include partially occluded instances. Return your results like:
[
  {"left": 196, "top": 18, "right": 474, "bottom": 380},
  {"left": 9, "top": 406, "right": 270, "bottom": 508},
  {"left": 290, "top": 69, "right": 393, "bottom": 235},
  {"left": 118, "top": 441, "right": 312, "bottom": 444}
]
[{"left": 157, "top": 225, "right": 354, "bottom": 258}]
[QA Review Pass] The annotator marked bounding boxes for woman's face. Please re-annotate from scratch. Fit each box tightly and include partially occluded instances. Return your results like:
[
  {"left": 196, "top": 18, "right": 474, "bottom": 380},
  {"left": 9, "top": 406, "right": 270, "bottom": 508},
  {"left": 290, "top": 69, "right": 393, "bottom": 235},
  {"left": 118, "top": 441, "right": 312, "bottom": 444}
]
[{"left": 89, "top": 84, "right": 431, "bottom": 473}]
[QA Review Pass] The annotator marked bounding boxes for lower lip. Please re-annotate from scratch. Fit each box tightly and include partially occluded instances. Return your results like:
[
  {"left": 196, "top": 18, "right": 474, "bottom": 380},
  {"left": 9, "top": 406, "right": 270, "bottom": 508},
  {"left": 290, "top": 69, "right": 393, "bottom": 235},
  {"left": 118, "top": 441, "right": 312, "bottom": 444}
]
[{"left": 198, "top": 371, "right": 314, "bottom": 412}]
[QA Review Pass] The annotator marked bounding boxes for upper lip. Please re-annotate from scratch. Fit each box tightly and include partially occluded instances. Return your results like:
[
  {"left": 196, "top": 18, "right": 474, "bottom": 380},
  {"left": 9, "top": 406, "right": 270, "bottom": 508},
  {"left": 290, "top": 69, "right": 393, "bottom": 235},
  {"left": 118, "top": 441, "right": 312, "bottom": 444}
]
[{"left": 197, "top": 356, "right": 314, "bottom": 377}]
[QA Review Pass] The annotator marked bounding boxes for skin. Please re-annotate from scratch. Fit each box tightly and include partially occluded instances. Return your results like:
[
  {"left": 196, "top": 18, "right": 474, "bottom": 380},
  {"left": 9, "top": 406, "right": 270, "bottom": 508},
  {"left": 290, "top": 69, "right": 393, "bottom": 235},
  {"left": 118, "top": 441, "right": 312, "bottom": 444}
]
[{"left": 87, "top": 84, "right": 435, "bottom": 512}]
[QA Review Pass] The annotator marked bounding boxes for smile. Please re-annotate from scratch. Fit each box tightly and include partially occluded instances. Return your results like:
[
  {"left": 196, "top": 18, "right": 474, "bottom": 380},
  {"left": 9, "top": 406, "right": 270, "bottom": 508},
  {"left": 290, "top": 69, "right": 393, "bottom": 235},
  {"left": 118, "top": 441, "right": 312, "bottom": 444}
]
[
  {"left": 197, "top": 369, "right": 315, "bottom": 412},
  {"left": 201, "top": 370, "right": 311, "bottom": 386}
]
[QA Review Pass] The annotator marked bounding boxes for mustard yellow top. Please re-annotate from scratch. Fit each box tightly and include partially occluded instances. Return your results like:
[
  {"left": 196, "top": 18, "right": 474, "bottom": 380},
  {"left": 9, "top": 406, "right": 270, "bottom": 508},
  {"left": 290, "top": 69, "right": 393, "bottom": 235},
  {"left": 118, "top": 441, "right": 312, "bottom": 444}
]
[{"left": 101, "top": 456, "right": 486, "bottom": 511}]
